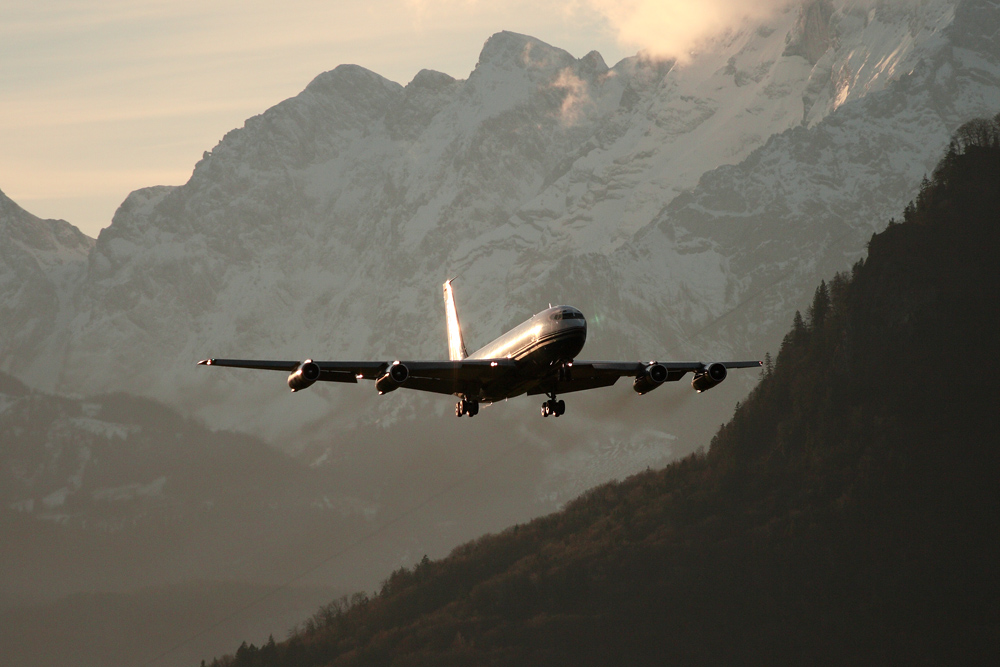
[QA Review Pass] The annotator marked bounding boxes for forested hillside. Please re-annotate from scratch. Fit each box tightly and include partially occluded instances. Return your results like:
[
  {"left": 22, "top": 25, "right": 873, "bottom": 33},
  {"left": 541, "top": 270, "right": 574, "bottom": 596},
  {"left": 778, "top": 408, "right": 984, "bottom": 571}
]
[{"left": 206, "top": 117, "right": 1000, "bottom": 666}]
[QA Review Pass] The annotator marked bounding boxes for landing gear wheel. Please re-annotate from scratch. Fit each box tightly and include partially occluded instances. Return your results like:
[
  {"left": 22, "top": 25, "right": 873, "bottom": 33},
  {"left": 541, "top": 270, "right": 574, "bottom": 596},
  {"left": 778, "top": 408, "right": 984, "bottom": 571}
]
[
  {"left": 541, "top": 397, "right": 565, "bottom": 418},
  {"left": 456, "top": 399, "right": 480, "bottom": 417}
]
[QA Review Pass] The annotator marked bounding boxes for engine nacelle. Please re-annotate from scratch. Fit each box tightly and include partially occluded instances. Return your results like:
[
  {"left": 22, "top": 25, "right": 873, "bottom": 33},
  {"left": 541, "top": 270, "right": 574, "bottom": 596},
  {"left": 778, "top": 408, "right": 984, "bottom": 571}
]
[
  {"left": 287, "top": 360, "right": 321, "bottom": 392},
  {"left": 692, "top": 362, "right": 727, "bottom": 393},
  {"left": 633, "top": 363, "right": 669, "bottom": 395},
  {"left": 375, "top": 362, "right": 409, "bottom": 395}
]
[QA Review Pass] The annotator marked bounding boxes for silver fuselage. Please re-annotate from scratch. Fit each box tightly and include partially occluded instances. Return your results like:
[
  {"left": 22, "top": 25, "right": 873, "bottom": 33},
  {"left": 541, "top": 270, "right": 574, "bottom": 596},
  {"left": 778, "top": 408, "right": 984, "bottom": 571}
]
[{"left": 464, "top": 306, "right": 586, "bottom": 401}]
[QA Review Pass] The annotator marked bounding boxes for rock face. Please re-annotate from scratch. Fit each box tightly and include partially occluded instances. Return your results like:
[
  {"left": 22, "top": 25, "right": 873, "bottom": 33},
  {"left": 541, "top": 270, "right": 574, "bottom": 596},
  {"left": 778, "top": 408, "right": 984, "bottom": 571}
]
[{"left": 2, "top": 1, "right": 999, "bottom": 503}]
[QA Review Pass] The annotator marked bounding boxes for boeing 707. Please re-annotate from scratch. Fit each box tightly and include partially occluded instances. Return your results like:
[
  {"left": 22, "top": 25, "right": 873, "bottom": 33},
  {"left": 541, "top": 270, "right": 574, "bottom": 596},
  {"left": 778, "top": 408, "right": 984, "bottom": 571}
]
[{"left": 198, "top": 280, "right": 761, "bottom": 418}]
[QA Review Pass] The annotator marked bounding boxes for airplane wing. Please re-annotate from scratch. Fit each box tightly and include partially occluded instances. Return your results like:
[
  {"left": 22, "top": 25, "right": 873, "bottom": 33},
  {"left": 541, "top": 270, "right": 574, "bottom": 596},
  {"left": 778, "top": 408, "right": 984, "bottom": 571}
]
[
  {"left": 197, "top": 358, "right": 518, "bottom": 396},
  {"left": 198, "top": 357, "right": 761, "bottom": 405},
  {"left": 380, "top": 360, "right": 518, "bottom": 396},
  {"left": 197, "top": 358, "right": 382, "bottom": 383},
  {"left": 526, "top": 360, "right": 763, "bottom": 396}
]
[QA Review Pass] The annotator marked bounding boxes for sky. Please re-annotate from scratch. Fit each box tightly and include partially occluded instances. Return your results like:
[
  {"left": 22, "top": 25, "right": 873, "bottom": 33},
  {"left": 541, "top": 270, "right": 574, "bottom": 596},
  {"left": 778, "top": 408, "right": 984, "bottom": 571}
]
[{"left": 1, "top": 0, "right": 784, "bottom": 238}]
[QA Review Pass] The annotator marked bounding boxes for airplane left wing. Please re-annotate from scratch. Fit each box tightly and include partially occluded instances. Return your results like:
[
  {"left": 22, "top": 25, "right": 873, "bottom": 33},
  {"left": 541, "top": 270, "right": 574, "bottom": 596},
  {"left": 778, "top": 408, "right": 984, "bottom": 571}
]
[
  {"left": 197, "top": 358, "right": 383, "bottom": 384},
  {"left": 197, "top": 357, "right": 517, "bottom": 395}
]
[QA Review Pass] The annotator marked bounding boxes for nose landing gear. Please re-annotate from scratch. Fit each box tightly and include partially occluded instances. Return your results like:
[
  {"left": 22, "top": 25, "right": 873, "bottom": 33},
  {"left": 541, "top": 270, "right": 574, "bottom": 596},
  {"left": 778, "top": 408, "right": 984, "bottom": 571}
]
[
  {"left": 541, "top": 395, "right": 566, "bottom": 418},
  {"left": 455, "top": 398, "right": 479, "bottom": 417}
]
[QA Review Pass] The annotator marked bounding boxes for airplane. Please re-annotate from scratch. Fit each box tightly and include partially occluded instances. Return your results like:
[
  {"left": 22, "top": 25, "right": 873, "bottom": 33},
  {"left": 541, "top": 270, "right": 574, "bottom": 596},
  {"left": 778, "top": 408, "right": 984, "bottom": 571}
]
[{"left": 198, "top": 280, "right": 761, "bottom": 418}]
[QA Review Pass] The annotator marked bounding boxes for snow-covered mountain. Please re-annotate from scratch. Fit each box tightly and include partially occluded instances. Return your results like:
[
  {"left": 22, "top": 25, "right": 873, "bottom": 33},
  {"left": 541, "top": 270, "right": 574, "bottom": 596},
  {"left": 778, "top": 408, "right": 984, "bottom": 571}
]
[
  {"left": 0, "top": 189, "right": 93, "bottom": 383},
  {"left": 2, "top": 0, "right": 999, "bottom": 503}
]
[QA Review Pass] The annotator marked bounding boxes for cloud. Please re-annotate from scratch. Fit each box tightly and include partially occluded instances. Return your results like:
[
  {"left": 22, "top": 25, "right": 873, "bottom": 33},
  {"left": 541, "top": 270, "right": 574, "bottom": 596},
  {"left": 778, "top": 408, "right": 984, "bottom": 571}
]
[
  {"left": 552, "top": 68, "right": 592, "bottom": 126},
  {"left": 580, "top": 0, "right": 791, "bottom": 63}
]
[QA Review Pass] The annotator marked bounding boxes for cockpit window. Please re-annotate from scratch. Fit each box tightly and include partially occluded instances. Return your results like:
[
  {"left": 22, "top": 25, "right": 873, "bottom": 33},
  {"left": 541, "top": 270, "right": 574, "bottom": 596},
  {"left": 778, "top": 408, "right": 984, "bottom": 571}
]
[{"left": 552, "top": 309, "right": 584, "bottom": 321}]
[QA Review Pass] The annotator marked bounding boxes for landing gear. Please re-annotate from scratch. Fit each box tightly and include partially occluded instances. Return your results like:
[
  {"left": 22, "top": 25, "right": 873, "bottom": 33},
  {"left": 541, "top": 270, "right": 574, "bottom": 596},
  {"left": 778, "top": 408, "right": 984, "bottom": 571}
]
[
  {"left": 540, "top": 395, "right": 566, "bottom": 418},
  {"left": 455, "top": 398, "right": 479, "bottom": 417},
  {"left": 557, "top": 362, "right": 573, "bottom": 382}
]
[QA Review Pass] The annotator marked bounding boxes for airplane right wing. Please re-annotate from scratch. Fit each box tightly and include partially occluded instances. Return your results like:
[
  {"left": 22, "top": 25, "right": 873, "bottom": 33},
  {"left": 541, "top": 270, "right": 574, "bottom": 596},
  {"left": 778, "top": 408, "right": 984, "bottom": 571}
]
[{"left": 527, "top": 360, "right": 763, "bottom": 396}]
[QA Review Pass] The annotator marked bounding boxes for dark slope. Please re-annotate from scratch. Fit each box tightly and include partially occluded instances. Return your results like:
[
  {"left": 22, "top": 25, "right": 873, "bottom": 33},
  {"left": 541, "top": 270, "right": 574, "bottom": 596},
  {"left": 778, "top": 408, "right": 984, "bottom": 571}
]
[
  {"left": 209, "top": 124, "right": 1000, "bottom": 667},
  {"left": 0, "top": 374, "right": 375, "bottom": 598}
]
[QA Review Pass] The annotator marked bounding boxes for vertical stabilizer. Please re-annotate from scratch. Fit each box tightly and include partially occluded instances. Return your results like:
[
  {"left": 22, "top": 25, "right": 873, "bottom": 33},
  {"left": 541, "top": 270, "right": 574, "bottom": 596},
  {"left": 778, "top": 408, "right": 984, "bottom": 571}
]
[{"left": 443, "top": 279, "right": 468, "bottom": 361}]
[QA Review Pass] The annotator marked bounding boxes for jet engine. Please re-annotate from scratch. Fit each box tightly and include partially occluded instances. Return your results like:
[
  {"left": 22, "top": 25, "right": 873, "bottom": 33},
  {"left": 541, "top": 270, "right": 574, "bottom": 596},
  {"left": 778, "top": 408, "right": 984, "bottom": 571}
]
[
  {"left": 633, "top": 363, "right": 669, "bottom": 395},
  {"left": 375, "top": 362, "right": 409, "bottom": 395},
  {"left": 692, "top": 363, "right": 727, "bottom": 393},
  {"left": 287, "top": 360, "right": 321, "bottom": 392}
]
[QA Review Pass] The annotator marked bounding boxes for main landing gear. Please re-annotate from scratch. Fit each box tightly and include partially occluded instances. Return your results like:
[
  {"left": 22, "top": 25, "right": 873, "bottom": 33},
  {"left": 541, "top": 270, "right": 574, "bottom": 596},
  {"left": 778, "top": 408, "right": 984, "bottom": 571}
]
[
  {"left": 455, "top": 398, "right": 479, "bottom": 417},
  {"left": 541, "top": 394, "right": 566, "bottom": 418}
]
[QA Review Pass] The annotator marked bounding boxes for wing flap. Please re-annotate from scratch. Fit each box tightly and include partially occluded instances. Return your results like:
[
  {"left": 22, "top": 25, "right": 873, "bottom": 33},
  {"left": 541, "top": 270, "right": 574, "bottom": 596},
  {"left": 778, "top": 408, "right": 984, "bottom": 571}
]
[
  {"left": 319, "top": 370, "right": 359, "bottom": 384},
  {"left": 392, "top": 359, "right": 517, "bottom": 397},
  {"left": 403, "top": 359, "right": 516, "bottom": 380},
  {"left": 527, "top": 375, "right": 622, "bottom": 396},
  {"left": 400, "top": 377, "right": 469, "bottom": 396},
  {"left": 316, "top": 361, "right": 388, "bottom": 380}
]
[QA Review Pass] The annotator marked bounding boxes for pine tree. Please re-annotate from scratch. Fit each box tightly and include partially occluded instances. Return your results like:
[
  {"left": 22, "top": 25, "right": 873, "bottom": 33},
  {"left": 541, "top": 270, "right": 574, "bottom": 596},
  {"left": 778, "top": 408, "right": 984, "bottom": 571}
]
[
  {"left": 808, "top": 280, "right": 830, "bottom": 328},
  {"left": 792, "top": 310, "right": 806, "bottom": 336},
  {"left": 828, "top": 272, "right": 849, "bottom": 314},
  {"left": 916, "top": 174, "right": 932, "bottom": 209}
]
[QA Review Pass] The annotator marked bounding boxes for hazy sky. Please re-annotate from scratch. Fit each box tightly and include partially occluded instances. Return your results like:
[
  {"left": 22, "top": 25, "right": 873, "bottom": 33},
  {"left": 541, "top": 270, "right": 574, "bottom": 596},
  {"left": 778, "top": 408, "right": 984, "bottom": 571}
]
[{"left": 1, "top": 0, "right": 782, "bottom": 237}]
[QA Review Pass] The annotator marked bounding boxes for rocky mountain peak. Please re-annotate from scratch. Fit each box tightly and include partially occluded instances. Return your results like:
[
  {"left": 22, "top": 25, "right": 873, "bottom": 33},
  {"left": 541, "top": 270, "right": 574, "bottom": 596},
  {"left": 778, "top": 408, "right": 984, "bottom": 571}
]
[
  {"left": 475, "top": 30, "right": 576, "bottom": 73},
  {"left": 406, "top": 69, "right": 458, "bottom": 91},
  {"left": 303, "top": 63, "right": 403, "bottom": 100},
  {"left": 0, "top": 189, "right": 93, "bottom": 255}
]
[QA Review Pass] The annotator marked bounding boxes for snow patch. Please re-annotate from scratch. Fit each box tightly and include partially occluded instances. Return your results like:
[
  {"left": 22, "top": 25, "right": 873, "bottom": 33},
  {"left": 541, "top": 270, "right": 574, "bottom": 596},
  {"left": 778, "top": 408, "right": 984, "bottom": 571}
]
[{"left": 92, "top": 476, "right": 168, "bottom": 502}]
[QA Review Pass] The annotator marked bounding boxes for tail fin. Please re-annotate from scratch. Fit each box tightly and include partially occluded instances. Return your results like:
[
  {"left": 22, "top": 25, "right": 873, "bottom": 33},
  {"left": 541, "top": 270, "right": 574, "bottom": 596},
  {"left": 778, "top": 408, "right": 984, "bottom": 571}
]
[{"left": 443, "top": 279, "right": 468, "bottom": 361}]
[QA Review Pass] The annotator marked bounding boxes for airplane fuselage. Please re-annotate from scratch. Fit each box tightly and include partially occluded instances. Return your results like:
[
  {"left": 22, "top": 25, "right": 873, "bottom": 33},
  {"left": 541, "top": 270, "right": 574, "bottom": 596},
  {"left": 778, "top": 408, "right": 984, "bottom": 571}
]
[
  {"left": 469, "top": 306, "right": 587, "bottom": 364},
  {"left": 464, "top": 306, "right": 587, "bottom": 403}
]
